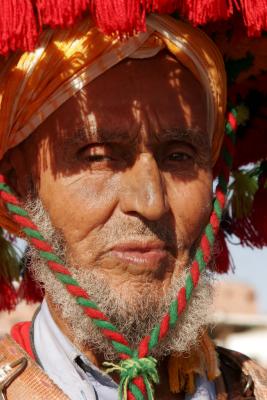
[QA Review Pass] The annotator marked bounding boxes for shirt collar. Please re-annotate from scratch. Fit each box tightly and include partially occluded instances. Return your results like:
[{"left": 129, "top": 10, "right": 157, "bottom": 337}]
[{"left": 33, "top": 299, "right": 118, "bottom": 400}]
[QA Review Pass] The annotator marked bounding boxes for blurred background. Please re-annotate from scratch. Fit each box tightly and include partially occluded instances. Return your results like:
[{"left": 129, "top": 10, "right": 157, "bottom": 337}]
[
  {"left": 0, "top": 240, "right": 267, "bottom": 367},
  {"left": 211, "top": 243, "right": 267, "bottom": 367}
]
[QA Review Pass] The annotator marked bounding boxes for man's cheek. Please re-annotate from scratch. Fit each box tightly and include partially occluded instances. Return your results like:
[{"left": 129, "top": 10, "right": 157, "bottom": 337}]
[
  {"left": 39, "top": 173, "right": 122, "bottom": 244},
  {"left": 169, "top": 181, "right": 212, "bottom": 245}
]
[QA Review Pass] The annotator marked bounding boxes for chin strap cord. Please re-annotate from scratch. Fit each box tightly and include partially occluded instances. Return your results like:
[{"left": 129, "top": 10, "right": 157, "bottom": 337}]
[
  {"left": 104, "top": 356, "right": 159, "bottom": 400},
  {"left": 0, "top": 109, "right": 237, "bottom": 399}
]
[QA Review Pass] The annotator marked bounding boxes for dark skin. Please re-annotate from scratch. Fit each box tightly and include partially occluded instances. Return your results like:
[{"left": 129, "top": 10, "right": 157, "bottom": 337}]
[{"left": 2, "top": 52, "right": 213, "bottom": 398}]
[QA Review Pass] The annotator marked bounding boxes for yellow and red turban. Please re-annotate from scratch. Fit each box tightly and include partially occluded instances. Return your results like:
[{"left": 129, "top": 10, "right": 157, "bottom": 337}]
[{"left": 0, "top": 15, "right": 226, "bottom": 161}]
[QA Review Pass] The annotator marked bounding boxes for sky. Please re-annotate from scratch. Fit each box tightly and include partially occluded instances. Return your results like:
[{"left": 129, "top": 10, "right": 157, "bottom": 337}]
[{"left": 221, "top": 241, "right": 267, "bottom": 313}]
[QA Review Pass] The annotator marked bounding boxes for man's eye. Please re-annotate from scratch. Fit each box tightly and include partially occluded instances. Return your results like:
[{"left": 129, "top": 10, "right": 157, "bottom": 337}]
[
  {"left": 85, "top": 154, "right": 113, "bottom": 162},
  {"left": 168, "top": 152, "right": 192, "bottom": 161},
  {"left": 78, "top": 144, "right": 115, "bottom": 163}
]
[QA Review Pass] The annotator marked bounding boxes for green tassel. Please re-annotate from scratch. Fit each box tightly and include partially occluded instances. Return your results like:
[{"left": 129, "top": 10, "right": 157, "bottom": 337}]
[
  {"left": 236, "top": 104, "right": 250, "bottom": 127},
  {"left": 0, "top": 228, "right": 20, "bottom": 282},
  {"left": 230, "top": 170, "right": 258, "bottom": 219}
]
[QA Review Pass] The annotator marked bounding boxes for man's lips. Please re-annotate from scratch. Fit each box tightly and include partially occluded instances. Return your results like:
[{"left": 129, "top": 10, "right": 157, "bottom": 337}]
[{"left": 110, "top": 241, "right": 169, "bottom": 266}]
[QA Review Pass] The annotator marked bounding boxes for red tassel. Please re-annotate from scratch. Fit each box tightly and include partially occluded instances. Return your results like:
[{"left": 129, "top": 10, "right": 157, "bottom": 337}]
[
  {"left": 90, "top": 0, "right": 146, "bottom": 36},
  {"left": 179, "top": 0, "right": 231, "bottom": 26},
  {"left": 18, "top": 268, "right": 44, "bottom": 304},
  {"left": 238, "top": 0, "right": 267, "bottom": 36},
  {"left": 149, "top": 0, "right": 180, "bottom": 14},
  {"left": 234, "top": 119, "right": 267, "bottom": 168},
  {"left": 37, "top": 0, "right": 89, "bottom": 28},
  {"left": 231, "top": 216, "right": 264, "bottom": 247},
  {"left": 0, "top": 277, "right": 17, "bottom": 312},
  {"left": 228, "top": 76, "right": 267, "bottom": 169},
  {"left": 0, "top": 0, "right": 38, "bottom": 55},
  {"left": 211, "top": 229, "right": 230, "bottom": 273},
  {"left": 90, "top": 0, "right": 231, "bottom": 36},
  {"left": 1, "top": 0, "right": 267, "bottom": 55}
]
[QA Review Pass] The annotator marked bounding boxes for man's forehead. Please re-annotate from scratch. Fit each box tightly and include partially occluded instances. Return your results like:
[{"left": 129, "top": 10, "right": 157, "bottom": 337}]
[
  {"left": 76, "top": 50, "right": 187, "bottom": 84},
  {"left": 80, "top": 51, "right": 204, "bottom": 104},
  {"left": 35, "top": 51, "right": 208, "bottom": 147}
]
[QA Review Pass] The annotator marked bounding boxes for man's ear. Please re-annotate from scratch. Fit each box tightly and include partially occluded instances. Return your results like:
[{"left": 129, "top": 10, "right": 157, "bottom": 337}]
[{"left": 0, "top": 146, "right": 32, "bottom": 199}]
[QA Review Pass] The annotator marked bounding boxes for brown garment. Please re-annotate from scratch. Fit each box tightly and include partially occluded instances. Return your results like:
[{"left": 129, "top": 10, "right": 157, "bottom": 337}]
[
  {"left": 0, "top": 335, "right": 68, "bottom": 400},
  {"left": 216, "top": 346, "right": 267, "bottom": 400},
  {"left": 1, "top": 335, "right": 267, "bottom": 399}
]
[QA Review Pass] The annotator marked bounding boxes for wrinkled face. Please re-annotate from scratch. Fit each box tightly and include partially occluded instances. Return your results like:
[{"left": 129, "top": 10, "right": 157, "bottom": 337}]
[{"left": 9, "top": 51, "right": 212, "bottom": 303}]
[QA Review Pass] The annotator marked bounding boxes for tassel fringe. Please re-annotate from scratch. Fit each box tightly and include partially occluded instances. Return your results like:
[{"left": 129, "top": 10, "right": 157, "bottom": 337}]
[
  {"left": 177, "top": 0, "right": 231, "bottom": 25},
  {"left": 18, "top": 267, "right": 44, "bottom": 304},
  {"left": 0, "top": 0, "right": 267, "bottom": 54},
  {"left": 0, "top": 277, "right": 17, "bottom": 312},
  {"left": 212, "top": 229, "right": 230, "bottom": 274},
  {"left": 0, "top": 0, "right": 38, "bottom": 55},
  {"left": 37, "top": 0, "right": 89, "bottom": 28},
  {"left": 238, "top": 0, "right": 267, "bottom": 36},
  {"left": 168, "top": 332, "right": 220, "bottom": 394}
]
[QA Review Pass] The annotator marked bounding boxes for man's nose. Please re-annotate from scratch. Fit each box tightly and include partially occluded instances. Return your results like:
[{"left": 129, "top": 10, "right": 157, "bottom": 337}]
[{"left": 119, "top": 153, "right": 170, "bottom": 220}]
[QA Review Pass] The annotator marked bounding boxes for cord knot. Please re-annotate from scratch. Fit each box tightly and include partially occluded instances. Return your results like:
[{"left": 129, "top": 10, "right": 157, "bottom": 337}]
[{"left": 104, "top": 356, "right": 159, "bottom": 399}]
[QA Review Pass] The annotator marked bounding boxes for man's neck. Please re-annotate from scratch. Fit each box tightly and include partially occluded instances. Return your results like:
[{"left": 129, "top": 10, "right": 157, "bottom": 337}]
[{"left": 46, "top": 296, "right": 101, "bottom": 367}]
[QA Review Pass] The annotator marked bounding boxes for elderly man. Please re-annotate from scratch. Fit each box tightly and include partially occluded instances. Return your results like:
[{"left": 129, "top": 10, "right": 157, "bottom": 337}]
[{"left": 0, "top": 5, "right": 266, "bottom": 400}]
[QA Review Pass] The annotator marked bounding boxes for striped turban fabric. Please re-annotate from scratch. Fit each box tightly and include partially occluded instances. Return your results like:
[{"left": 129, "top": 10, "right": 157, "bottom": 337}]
[{"left": 0, "top": 14, "right": 226, "bottom": 234}]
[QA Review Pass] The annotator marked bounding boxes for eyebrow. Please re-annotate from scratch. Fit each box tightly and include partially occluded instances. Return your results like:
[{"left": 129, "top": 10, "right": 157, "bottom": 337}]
[
  {"left": 63, "top": 126, "right": 210, "bottom": 150},
  {"left": 63, "top": 127, "right": 135, "bottom": 149},
  {"left": 154, "top": 127, "right": 210, "bottom": 148}
]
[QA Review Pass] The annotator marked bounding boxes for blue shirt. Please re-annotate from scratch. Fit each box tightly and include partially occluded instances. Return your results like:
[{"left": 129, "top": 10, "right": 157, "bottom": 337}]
[{"left": 33, "top": 300, "right": 216, "bottom": 400}]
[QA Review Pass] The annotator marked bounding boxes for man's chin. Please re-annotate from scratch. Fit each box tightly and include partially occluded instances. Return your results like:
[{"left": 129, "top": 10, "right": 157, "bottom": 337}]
[
  {"left": 29, "top": 239, "right": 213, "bottom": 360},
  {"left": 61, "top": 262, "right": 213, "bottom": 357}
]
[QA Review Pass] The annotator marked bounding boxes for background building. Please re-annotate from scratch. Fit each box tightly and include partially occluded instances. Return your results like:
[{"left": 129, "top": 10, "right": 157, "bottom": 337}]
[{"left": 211, "top": 281, "right": 267, "bottom": 367}]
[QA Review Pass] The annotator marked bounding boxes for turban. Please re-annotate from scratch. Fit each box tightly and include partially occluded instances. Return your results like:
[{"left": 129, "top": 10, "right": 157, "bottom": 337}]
[{"left": 0, "top": 14, "right": 226, "bottom": 234}]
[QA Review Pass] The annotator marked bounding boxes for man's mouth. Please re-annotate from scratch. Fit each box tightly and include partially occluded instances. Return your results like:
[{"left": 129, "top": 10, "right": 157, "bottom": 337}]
[{"left": 110, "top": 240, "right": 169, "bottom": 267}]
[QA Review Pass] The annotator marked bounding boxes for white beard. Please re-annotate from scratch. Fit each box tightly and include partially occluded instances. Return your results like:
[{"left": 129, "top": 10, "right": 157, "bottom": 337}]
[{"left": 24, "top": 196, "right": 214, "bottom": 361}]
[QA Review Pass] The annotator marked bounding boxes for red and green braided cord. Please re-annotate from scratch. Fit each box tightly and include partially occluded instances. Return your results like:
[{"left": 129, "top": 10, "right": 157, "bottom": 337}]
[{"left": 0, "top": 109, "right": 237, "bottom": 399}]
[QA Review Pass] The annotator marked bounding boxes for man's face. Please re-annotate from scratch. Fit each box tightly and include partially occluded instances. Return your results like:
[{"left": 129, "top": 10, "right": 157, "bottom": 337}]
[{"left": 11, "top": 51, "right": 212, "bottom": 334}]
